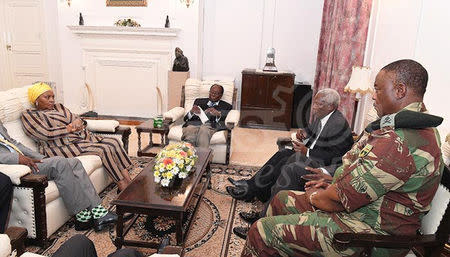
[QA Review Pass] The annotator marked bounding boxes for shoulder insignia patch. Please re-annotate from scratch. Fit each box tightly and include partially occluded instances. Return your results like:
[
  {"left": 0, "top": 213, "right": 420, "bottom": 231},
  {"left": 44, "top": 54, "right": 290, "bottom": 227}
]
[{"left": 359, "top": 144, "right": 373, "bottom": 158}]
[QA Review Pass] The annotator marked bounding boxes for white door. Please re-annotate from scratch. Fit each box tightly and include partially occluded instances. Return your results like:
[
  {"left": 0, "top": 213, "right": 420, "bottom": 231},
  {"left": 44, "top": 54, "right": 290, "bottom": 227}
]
[{"left": 0, "top": 0, "right": 48, "bottom": 90}]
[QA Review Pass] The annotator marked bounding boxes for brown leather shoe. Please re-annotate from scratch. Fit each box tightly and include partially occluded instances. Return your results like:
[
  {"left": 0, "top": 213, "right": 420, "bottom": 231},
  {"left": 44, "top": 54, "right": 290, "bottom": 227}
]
[{"left": 233, "top": 226, "right": 249, "bottom": 240}]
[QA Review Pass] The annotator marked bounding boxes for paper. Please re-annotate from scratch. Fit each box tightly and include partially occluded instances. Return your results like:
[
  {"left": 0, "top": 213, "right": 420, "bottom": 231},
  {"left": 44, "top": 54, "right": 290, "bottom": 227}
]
[{"left": 198, "top": 107, "right": 209, "bottom": 124}]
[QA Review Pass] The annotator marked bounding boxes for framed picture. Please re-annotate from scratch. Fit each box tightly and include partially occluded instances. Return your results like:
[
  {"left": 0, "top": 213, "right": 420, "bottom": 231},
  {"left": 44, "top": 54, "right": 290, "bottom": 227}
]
[{"left": 106, "top": 0, "right": 147, "bottom": 7}]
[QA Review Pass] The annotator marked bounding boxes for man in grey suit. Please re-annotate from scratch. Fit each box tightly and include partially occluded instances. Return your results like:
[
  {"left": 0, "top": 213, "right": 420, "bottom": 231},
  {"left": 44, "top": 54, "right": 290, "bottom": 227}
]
[{"left": 0, "top": 121, "right": 117, "bottom": 232}]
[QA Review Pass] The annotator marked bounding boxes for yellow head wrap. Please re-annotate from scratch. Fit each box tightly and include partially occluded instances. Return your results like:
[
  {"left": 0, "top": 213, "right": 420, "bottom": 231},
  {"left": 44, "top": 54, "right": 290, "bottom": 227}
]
[{"left": 28, "top": 82, "right": 52, "bottom": 105}]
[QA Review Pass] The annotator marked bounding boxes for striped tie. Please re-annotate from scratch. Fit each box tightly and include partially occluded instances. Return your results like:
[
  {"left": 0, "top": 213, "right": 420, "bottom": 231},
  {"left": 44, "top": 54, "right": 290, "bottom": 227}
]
[{"left": 0, "top": 137, "right": 23, "bottom": 155}]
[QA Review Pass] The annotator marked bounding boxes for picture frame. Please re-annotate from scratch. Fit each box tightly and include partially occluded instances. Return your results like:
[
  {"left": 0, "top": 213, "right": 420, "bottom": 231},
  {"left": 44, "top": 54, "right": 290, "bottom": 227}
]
[{"left": 106, "top": 0, "right": 147, "bottom": 7}]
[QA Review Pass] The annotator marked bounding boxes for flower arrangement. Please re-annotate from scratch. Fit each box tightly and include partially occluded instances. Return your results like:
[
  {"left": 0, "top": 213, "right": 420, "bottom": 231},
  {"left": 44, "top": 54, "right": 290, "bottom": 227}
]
[
  {"left": 153, "top": 142, "right": 197, "bottom": 187},
  {"left": 114, "top": 18, "right": 141, "bottom": 27}
]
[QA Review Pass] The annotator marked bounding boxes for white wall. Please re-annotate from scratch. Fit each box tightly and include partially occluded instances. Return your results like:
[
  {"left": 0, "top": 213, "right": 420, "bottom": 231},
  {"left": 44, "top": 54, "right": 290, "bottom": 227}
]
[
  {"left": 202, "top": 0, "right": 324, "bottom": 106},
  {"left": 52, "top": 0, "right": 200, "bottom": 113},
  {"left": 364, "top": 0, "right": 450, "bottom": 140}
]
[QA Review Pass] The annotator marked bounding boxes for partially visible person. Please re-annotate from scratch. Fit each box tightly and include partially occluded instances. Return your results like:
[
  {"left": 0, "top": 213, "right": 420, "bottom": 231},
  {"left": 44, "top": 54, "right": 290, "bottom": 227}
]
[
  {"left": 0, "top": 121, "right": 117, "bottom": 231},
  {"left": 21, "top": 82, "right": 132, "bottom": 192},
  {"left": 241, "top": 59, "right": 444, "bottom": 256},
  {"left": 0, "top": 172, "right": 13, "bottom": 233},
  {"left": 52, "top": 234, "right": 143, "bottom": 257},
  {"left": 182, "top": 84, "right": 232, "bottom": 147}
]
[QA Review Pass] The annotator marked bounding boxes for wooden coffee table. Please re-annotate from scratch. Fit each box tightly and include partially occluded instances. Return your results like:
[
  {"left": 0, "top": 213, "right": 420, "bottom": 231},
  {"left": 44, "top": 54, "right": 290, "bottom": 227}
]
[{"left": 111, "top": 148, "right": 213, "bottom": 250}]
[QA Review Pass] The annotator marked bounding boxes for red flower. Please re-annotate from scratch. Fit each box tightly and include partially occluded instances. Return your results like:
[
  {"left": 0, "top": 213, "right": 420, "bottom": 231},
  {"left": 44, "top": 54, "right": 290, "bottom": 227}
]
[
  {"left": 180, "top": 151, "right": 187, "bottom": 157},
  {"left": 163, "top": 158, "right": 173, "bottom": 165}
]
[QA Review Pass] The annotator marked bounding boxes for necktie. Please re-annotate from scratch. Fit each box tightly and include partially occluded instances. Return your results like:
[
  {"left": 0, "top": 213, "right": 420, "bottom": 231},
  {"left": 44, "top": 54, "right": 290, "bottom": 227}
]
[
  {"left": 305, "top": 121, "right": 322, "bottom": 148},
  {"left": 0, "top": 137, "right": 23, "bottom": 155}
]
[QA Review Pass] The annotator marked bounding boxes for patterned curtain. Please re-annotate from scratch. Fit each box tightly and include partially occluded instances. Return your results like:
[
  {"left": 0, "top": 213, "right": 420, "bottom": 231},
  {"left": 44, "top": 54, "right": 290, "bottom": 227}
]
[{"left": 314, "top": 0, "right": 372, "bottom": 124}]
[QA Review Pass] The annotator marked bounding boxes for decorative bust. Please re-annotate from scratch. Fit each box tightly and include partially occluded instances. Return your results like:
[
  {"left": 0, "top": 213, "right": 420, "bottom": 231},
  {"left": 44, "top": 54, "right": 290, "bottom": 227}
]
[{"left": 172, "top": 47, "right": 189, "bottom": 72}]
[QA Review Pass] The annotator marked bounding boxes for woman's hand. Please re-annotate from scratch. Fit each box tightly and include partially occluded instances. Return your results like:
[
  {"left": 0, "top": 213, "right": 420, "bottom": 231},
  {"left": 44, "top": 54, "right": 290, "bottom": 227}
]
[{"left": 67, "top": 119, "right": 85, "bottom": 132}]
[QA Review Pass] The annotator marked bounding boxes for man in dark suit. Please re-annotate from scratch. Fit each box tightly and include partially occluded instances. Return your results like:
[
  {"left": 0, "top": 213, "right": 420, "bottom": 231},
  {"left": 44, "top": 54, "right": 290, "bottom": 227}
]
[
  {"left": 227, "top": 88, "right": 354, "bottom": 239},
  {"left": 182, "top": 84, "right": 232, "bottom": 147}
]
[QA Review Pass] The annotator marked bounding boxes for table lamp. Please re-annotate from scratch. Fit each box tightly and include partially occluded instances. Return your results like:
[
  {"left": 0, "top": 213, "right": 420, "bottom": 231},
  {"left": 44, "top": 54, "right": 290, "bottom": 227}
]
[{"left": 344, "top": 66, "right": 372, "bottom": 129}]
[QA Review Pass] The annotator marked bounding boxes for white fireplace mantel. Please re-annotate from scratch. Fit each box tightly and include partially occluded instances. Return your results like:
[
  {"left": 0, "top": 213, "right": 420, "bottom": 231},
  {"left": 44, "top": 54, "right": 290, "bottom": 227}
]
[
  {"left": 68, "top": 25, "right": 180, "bottom": 118},
  {"left": 68, "top": 25, "right": 180, "bottom": 37}
]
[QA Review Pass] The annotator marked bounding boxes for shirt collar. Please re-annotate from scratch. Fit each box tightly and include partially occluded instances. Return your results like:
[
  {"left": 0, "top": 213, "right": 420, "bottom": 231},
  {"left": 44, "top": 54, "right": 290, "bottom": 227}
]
[
  {"left": 207, "top": 100, "right": 219, "bottom": 107},
  {"left": 402, "top": 102, "right": 427, "bottom": 113},
  {"left": 320, "top": 110, "right": 334, "bottom": 128}
]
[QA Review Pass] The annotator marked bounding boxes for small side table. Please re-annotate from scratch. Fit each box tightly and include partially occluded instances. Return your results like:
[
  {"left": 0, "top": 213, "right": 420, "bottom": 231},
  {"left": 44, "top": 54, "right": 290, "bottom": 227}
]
[{"left": 136, "top": 119, "right": 169, "bottom": 157}]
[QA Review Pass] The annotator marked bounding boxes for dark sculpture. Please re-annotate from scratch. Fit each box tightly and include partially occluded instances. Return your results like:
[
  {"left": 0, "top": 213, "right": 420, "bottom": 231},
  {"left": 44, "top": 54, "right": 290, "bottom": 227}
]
[{"left": 172, "top": 47, "right": 189, "bottom": 72}]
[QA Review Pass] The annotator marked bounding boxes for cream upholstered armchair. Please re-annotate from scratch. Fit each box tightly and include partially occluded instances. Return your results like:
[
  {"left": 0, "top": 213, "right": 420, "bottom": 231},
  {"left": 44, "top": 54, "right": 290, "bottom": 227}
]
[
  {"left": 163, "top": 79, "right": 240, "bottom": 164},
  {"left": 0, "top": 85, "right": 130, "bottom": 246}
]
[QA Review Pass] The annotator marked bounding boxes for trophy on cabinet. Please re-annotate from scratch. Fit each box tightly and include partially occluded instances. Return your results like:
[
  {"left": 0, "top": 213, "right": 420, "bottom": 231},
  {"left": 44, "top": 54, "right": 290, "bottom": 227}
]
[{"left": 263, "top": 47, "right": 278, "bottom": 72}]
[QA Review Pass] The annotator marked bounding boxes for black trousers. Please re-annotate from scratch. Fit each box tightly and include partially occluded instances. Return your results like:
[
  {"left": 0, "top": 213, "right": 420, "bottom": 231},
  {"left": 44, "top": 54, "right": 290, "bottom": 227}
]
[
  {"left": 0, "top": 172, "right": 13, "bottom": 233},
  {"left": 261, "top": 153, "right": 321, "bottom": 216},
  {"left": 53, "top": 234, "right": 143, "bottom": 257},
  {"left": 247, "top": 149, "right": 295, "bottom": 202}
]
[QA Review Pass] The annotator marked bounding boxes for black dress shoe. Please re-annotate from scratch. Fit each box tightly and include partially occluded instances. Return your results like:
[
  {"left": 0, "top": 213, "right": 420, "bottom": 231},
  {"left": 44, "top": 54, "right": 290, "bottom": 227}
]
[
  {"left": 227, "top": 177, "right": 248, "bottom": 187},
  {"left": 226, "top": 186, "right": 254, "bottom": 202},
  {"left": 239, "top": 211, "right": 260, "bottom": 224},
  {"left": 233, "top": 226, "right": 249, "bottom": 240},
  {"left": 74, "top": 219, "right": 93, "bottom": 231},
  {"left": 93, "top": 211, "right": 118, "bottom": 232}
]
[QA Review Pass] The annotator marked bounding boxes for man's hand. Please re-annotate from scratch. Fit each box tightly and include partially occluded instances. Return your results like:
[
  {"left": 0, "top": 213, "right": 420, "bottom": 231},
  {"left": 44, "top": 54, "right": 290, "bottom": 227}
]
[
  {"left": 296, "top": 129, "right": 307, "bottom": 141},
  {"left": 305, "top": 179, "right": 330, "bottom": 191},
  {"left": 292, "top": 140, "right": 308, "bottom": 155},
  {"left": 18, "top": 154, "right": 42, "bottom": 173},
  {"left": 301, "top": 167, "right": 333, "bottom": 183},
  {"left": 190, "top": 105, "right": 201, "bottom": 115},
  {"left": 205, "top": 107, "right": 221, "bottom": 117}
]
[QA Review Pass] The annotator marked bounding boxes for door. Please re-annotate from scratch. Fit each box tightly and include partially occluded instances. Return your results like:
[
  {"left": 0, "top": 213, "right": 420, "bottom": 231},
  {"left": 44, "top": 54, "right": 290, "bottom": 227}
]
[{"left": 0, "top": 0, "right": 48, "bottom": 90}]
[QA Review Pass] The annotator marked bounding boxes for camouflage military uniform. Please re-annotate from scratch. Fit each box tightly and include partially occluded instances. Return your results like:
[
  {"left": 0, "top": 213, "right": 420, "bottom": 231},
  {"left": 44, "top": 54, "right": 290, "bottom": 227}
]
[{"left": 241, "top": 102, "right": 444, "bottom": 257}]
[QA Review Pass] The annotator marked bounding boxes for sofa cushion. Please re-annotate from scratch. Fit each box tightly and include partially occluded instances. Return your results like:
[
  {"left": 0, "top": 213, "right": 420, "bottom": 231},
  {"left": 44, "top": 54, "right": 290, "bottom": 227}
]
[
  {"left": 167, "top": 124, "right": 227, "bottom": 144},
  {"left": 75, "top": 155, "right": 103, "bottom": 176},
  {"left": 0, "top": 164, "right": 31, "bottom": 185},
  {"left": 3, "top": 120, "right": 38, "bottom": 152},
  {"left": 45, "top": 181, "right": 59, "bottom": 204},
  {"left": 0, "top": 86, "right": 32, "bottom": 123}
]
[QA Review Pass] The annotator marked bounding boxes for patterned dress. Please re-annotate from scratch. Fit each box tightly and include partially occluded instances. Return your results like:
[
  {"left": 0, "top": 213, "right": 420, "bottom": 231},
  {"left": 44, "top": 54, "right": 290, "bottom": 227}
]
[
  {"left": 21, "top": 103, "right": 131, "bottom": 182},
  {"left": 242, "top": 102, "right": 444, "bottom": 257}
]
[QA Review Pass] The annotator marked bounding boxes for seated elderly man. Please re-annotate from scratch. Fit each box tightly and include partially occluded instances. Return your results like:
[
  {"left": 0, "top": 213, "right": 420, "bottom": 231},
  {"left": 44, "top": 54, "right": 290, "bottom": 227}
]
[
  {"left": 229, "top": 89, "right": 353, "bottom": 239},
  {"left": 241, "top": 59, "right": 444, "bottom": 257},
  {"left": 181, "top": 84, "right": 232, "bottom": 147},
  {"left": 0, "top": 121, "right": 116, "bottom": 232}
]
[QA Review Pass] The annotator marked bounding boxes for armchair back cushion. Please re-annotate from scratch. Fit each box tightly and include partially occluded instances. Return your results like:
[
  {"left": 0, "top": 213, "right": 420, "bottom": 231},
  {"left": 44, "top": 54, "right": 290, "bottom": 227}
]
[{"left": 184, "top": 79, "right": 235, "bottom": 109}]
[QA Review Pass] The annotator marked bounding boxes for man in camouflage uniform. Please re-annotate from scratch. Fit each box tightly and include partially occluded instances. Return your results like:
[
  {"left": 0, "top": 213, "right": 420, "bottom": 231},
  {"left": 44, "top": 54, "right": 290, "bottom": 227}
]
[{"left": 241, "top": 59, "right": 444, "bottom": 257}]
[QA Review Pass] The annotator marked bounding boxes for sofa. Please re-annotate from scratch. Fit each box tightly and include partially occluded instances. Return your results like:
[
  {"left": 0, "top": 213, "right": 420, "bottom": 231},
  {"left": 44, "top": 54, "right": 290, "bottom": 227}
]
[
  {"left": 163, "top": 79, "right": 240, "bottom": 164},
  {"left": 0, "top": 85, "right": 131, "bottom": 246}
]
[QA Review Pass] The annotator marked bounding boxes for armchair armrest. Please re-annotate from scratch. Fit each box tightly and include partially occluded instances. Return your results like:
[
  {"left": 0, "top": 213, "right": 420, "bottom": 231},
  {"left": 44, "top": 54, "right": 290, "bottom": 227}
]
[
  {"left": 20, "top": 173, "right": 48, "bottom": 188},
  {"left": 86, "top": 119, "right": 119, "bottom": 133},
  {"left": 163, "top": 107, "right": 185, "bottom": 123},
  {"left": 0, "top": 164, "right": 31, "bottom": 185},
  {"left": 225, "top": 110, "right": 240, "bottom": 129},
  {"left": 0, "top": 234, "right": 11, "bottom": 257},
  {"left": 6, "top": 227, "right": 27, "bottom": 256}
]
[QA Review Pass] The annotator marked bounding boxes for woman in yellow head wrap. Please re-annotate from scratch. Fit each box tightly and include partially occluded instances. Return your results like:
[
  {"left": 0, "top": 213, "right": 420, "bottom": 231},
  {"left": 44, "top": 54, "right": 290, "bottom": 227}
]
[{"left": 21, "top": 82, "right": 132, "bottom": 191}]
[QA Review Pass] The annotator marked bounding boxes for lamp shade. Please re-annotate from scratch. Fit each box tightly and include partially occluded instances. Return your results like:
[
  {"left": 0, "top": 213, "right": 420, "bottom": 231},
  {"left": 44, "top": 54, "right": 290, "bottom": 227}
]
[{"left": 344, "top": 66, "right": 373, "bottom": 94}]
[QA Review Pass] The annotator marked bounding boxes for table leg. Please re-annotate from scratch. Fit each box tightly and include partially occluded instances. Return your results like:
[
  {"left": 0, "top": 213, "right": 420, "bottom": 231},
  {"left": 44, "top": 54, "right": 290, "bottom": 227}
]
[
  {"left": 149, "top": 131, "right": 153, "bottom": 148},
  {"left": 176, "top": 212, "right": 184, "bottom": 245},
  {"left": 137, "top": 130, "right": 142, "bottom": 155},
  {"left": 115, "top": 208, "right": 124, "bottom": 250}
]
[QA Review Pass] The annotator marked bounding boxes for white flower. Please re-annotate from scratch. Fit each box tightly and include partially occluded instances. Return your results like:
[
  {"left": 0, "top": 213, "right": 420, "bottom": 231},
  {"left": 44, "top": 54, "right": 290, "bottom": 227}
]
[
  {"left": 178, "top": 172, "right": 188, "bottom": 179},
  {"left": 186, "top": 165, "right": 192, "bottom": 172},
  {"left": 154, "top": 176, "right": 161, "bottom": 183},
  {"left": 161, "top": 178, "right": 170, "bottom": 187},
  {"left": 172, "top": 166, "right": 180, "bottom": 175}
]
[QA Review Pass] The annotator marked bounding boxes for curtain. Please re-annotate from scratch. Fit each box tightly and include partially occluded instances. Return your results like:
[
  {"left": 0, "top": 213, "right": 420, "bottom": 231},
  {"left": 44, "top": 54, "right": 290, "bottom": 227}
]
[{"left": 314, "top": 0, "right": 372, "bottom": 124}]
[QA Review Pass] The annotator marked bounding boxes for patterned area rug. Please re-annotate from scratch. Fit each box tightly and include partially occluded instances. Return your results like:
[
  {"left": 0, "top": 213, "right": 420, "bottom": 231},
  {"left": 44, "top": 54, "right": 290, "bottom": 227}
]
[{"left": 26, "top": 157, "right": 262, "bottom": 257}]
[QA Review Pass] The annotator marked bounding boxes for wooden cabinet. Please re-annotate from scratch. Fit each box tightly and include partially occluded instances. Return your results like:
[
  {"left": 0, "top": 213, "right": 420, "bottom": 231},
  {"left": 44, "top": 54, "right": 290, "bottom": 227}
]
[{"left": 240, "top": 69, "right": 295, "bottom": 130}]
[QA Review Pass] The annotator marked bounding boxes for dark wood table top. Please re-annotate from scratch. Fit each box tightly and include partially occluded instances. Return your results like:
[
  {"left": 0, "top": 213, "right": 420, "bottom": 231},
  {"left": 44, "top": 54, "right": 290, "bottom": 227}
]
[
  {"left": 136, "top": 119, "right": 169, "bottom": 133},
  {"left": 112, "top": 148, "right": 212, "bottom": 212}
]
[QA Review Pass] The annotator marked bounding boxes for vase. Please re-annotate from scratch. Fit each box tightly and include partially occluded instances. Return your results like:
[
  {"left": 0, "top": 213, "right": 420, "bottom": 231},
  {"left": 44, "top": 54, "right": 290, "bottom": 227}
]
[{"left": 167, "top": 177, "right": 183, "bottom": 189}]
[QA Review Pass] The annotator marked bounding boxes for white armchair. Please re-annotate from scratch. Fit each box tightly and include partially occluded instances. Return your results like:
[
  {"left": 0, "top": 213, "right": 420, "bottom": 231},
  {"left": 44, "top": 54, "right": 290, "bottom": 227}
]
[{"left": 163, "top": 79, "right": 240, "bottom": 164}]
